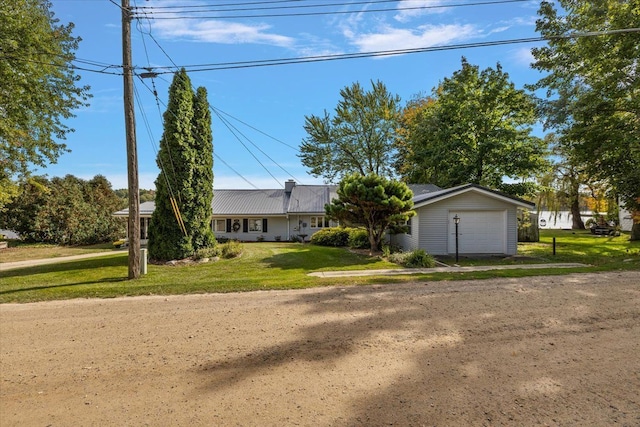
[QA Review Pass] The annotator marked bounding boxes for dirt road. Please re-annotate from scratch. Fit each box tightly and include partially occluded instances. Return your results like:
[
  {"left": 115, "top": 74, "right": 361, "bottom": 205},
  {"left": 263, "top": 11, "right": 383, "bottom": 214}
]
[{"left": 1, "top": 271, "right": 639, "bottom": 426}]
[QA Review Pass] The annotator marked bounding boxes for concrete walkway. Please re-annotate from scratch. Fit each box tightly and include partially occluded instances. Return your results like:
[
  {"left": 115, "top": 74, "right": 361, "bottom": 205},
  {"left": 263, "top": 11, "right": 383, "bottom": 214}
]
[
  {"left": 308, "top": 263, "right": 589, "bottom": 277},
  {"left": 0, "top": 251, "right": 125, "bottom": 272}
]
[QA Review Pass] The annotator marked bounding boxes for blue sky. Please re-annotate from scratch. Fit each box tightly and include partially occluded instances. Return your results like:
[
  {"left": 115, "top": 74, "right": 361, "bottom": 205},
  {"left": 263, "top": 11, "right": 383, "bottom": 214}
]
[{"left": 45, "top": 0, "right": 547, "bottom": 190}]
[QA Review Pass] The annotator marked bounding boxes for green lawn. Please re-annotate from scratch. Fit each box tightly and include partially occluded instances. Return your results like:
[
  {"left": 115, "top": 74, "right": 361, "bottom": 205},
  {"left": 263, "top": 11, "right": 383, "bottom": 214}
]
[
  {"left": 1, "top": 231, "right": 638, "bottom": 303},
  {"left": 0, "top": 242, "right": 115, "bottom": 263}
]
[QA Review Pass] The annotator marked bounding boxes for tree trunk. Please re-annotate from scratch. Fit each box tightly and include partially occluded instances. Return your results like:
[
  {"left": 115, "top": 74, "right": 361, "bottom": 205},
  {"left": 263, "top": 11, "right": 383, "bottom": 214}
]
[
  {"left": 631, "top": 221, "right": 640, "bottom": 241},
  {"left": 570, "top": 198, "right": 585, "bottom": 229}
]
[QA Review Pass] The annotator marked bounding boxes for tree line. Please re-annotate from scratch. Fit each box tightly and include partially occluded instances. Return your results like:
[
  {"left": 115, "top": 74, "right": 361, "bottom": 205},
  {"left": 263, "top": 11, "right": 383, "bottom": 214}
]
[{"left": 0, "top": 175, "right": 125, "bottom": 245}]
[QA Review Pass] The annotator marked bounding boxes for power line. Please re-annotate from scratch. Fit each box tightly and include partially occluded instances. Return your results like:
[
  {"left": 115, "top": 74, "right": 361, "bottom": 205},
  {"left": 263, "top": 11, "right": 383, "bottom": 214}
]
[
  {"left": 137, "top": 27, "right": 640, "bottom": 74},
  {"left": 133, "top": 0, "right": 531, "bottom": 19}
]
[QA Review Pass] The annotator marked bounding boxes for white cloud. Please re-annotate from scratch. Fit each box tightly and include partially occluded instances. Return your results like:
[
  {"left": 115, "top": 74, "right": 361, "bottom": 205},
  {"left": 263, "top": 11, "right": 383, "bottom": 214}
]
[
  {"left": 394, "top": 0, "right": 449, "bottom": 22},
  {"left": 512, "top": 46, "right": 535, "bottom": 67},
  {"left": 152, "top": 19, "right": 294, "bottom": 47},
  {"left": 347, "top": 24, "right": 478, "bottom": 53}
]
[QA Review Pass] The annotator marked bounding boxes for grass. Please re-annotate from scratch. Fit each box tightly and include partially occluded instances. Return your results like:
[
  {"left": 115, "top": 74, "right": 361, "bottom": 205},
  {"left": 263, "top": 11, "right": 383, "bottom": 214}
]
[
  {"left": 0, "top": 241, "right": 116, "bottom": 263},
  {"left": 1, "top": 231, "right": 638, "bottom": 303}
]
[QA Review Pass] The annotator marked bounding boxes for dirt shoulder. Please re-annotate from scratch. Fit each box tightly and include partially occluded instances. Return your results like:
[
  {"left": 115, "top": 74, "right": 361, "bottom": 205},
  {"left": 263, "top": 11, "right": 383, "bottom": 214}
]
[{"left": 1, "top": 271, "right": 639, "bottom": 426}]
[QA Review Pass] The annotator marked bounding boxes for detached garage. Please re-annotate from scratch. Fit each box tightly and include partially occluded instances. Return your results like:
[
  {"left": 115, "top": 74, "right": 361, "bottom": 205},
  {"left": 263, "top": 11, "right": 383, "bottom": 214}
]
[{"left": 392, "top": 184, "right": 535, "bottom": 256}]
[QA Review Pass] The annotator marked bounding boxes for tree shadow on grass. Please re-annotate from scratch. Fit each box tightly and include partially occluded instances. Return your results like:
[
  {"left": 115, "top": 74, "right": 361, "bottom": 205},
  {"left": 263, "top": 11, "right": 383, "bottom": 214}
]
[
  {"left": 0, "top": 276, "right": 127, "bottom": 296},
  {"left": 263, "top": 246, "right": 384, "bottom": 271}
]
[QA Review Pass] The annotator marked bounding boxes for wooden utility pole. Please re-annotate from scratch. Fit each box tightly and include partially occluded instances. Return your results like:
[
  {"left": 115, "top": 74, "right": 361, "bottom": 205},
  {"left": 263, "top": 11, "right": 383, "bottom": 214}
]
[{"left": 122, "top": 0, "right": 140, "bottom": 279}]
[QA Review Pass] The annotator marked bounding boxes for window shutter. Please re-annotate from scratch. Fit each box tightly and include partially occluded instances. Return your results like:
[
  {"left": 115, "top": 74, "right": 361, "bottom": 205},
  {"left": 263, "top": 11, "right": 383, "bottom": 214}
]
[
  {"left": 243, "top": 219, "right": 248, "bottom": 233},
  {"left": 226, "top": 219, "right": 231, "bottom": 232},
  {"left": 262, "top": 218, "right": 268, "bottom": 233}
]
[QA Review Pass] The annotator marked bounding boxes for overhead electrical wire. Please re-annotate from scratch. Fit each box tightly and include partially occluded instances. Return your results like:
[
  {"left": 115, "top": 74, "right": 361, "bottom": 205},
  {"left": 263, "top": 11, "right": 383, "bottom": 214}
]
[
  {"left": 133, "top": 0, "right": 401, "bottom": 10},
  {"left": 133, "top": 16, "right": 298, "bottom": 191},
  {"left": 139, "top": 28, "right": 640, "bottom": 75},
  {"left": 132, "top": 0, "right": 531, "bottom": 19}
]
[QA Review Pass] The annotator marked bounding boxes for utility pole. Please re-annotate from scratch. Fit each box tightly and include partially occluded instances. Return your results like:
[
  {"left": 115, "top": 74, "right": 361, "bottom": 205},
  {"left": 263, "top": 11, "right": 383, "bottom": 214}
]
[{"left": 122, "top": 0, "right": 140, "bottom": 279}]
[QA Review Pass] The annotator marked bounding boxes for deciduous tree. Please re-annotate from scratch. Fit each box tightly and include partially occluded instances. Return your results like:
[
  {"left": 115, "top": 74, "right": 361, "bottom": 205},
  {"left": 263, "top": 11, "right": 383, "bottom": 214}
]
[
  {"left": 397, "top": 58, "right": 546, "bottom": 195},
  {"left": 530, "top": 0, "right": 640, "bottom": 239},
  {"left": 325, "top": 173, "right": 414, "bottom": 253},
  {"left": 299, "top": 81, "right": 401, "bottom": 183},
  {"left": 0, "top": 0, "right": 90, "bottom": 180},
  {"left": 0, "top": 175, "right": 124, "bottom": 244}
]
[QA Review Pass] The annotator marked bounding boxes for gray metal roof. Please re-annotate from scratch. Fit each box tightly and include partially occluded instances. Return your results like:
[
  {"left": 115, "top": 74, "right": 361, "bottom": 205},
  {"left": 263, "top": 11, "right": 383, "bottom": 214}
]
[
  {"left": 114, "top": 182, "right": 531, "bottom": 218},
  {"left": 287, "top": 185, "right": 338, "bottom": 213},
  {"left": 407, "top": 184, "right": 442, "bottom": 196},
  {"left": 212, "top": 189, "right": 288, "bottom": 216},
  {"left": 413, "top": 183, "right": 535, "bottom": 208},
  {"left": 113, "top": 201, "right": 156, "bottom": 217}
]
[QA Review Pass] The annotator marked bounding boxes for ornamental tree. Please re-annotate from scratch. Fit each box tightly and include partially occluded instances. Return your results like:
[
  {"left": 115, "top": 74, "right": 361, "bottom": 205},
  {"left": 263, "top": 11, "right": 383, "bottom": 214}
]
[{"left": 325, "top": 173, "right": 415, "bottom": 253}]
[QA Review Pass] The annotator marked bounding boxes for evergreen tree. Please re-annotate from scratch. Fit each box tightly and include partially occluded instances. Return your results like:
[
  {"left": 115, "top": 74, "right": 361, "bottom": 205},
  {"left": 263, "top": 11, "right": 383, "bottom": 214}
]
[
  {"left": 148, "top": 69, "right": 215, "bottom": 261},
  {"left": 325, "top": 173, "right": 415, "bottom": 253},
  {"left": 190, "top": 87, "right": 215, "bottom": 250}
]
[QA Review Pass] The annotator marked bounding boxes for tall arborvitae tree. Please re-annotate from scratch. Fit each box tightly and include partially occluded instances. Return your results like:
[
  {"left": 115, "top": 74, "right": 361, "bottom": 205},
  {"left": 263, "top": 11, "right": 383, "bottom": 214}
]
[
  {"left": 190, "top": 86, "right": 215, "bottom": 250},
  {"left": 148, "top": 69, "right": 216, "bottom": 261}
]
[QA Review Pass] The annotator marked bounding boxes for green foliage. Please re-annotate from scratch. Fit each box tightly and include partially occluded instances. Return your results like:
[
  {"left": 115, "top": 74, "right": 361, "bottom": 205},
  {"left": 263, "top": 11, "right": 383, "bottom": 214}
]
[
  {"left": 0, "top": 0, "right": 91, "bottom": 179},
  {"left": 114, "top": 189, "right": 156, "bottom": 203},
  {"left": 347, "top": 228, "right": 369, "bottom": 249},
  {"left": 189, "top": 86, "right": 216, "bottom": 250},
  {"left": 148, "top": 69, "right": 215, "bottom": 261},
  {"left": 299, "top": 80, "right": 401, "bottom": 183},
  {"left": 326, "top": 173, "right": 415, "bottom": 252},
  {"left": 219, "top": 240, "right": 243, "bottom": 259},
  {"left": 0, "top": 175, "right": 125, "bottom": 245},
  {"left": 396, "top": 58, "right": 546, "bottom": 188},
  {"left": 2, "top": 236, "right": 638, "bottom": 303},
  {"left": 530, "top": 0, "right": 640, "bottom": 237},
  {"left": 310, "top": 227, "right": 350, "bottom": 247},
  {"left": 193, "top": 246, "right": 219, "bottom": 260},
  {"left": 388, "top": 249, "right": 436, "bottom": 268}
]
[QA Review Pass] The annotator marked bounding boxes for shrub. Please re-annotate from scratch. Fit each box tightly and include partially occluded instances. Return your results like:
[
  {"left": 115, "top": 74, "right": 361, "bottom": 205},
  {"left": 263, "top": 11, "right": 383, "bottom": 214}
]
[
  {"left": 388, "top": 249, "right": 435, "bottom": 268},
  {"left": 220, "top": 240, "right": 243, "bottom": 259},
  {"left": 310, "top": 227, "right": 350, "bottom": 247},
  {"left": 348, "top": 228, "right": 370, "bottom": 249},
  {"left": 193, "top": 246, "right": 219, "bottom": 260},
  {"left": 381, "top": 243, "right": 402, "bottom": 258}
]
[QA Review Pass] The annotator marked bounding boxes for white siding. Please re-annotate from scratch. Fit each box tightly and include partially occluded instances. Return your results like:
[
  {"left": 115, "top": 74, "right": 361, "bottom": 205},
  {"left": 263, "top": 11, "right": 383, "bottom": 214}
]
[
  {"left": 390, "top": 216, "right": 419, "bottom": 250},
  {"left": 414, "top": 192, "right": 519, "bottom": 255},
  {"left": 213, "top": 217, "right": 289, "bottom": 242}
]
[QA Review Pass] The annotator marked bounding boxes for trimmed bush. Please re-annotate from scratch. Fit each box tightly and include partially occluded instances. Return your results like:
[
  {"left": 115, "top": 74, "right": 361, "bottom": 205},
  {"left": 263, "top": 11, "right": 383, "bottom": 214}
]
[
  {"left": 388, "top": 249, "right": 435, "bottom": 268},
  {"left": 193, "top": 246, "right": 219, "bottom": 260},
  {"left": 220, "top": 240, "right": 243, "bottom": 259},
  {"left": 348, "top": 228, "right": 370, "bottom": 249},
  {"left": 310, "top": 227, "right": 350, "bottom": 247}
]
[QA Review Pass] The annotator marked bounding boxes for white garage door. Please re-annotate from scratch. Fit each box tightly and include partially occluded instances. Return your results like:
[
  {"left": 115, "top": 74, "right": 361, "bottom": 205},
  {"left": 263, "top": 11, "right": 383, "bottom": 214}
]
[{"left": 449, "top": 211, "right": 506, "bottom": 254}]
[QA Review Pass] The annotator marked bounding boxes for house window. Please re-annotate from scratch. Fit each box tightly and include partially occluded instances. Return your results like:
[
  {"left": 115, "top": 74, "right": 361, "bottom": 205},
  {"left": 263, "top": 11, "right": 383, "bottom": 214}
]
[
  {"left": 406, "top": 218, "right": 412, "bottom": 235},
  {"left": 214, "top": 219, "right": 226, "bottom": 232},
  {"left": 248, "top": 218, "right": 263, "bottom": 232},
  {"left": 310, "top": 216, "right": 330, "bottom": 228}
]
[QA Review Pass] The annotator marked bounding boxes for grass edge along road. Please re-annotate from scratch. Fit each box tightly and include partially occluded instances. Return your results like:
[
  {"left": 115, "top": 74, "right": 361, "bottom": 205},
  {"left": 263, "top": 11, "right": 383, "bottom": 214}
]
[{"left": 1, "top": 230, "right": 638, "bottom": 303}]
